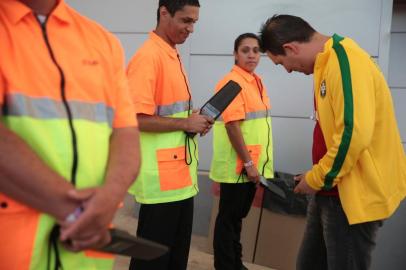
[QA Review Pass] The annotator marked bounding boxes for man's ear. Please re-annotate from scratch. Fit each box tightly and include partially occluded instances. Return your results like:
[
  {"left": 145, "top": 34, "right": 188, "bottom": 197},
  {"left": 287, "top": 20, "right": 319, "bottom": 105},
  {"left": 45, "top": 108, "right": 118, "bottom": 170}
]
[
  {"left": 159, "top": 6, "right": 170, "bottom": 20},
  {"left": 282, "top": 42, "right": 300, "bottom": 55}
]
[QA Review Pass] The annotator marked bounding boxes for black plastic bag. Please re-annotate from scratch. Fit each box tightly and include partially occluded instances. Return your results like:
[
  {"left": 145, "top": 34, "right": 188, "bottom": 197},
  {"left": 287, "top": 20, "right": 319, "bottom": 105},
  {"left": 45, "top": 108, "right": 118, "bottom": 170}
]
[{"left": 261, "top": 171, "right": 308, "bottom": 216}]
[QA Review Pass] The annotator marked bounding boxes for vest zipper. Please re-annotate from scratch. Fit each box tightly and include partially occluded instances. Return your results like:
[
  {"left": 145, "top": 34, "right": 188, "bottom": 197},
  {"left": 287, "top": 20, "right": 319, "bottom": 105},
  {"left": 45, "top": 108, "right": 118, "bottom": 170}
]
[
  {"left": 37, "top": 15, "right": 79, "bottom": 270},
  {"left": 37, "top": 17, "right": 79, "bottom": 186}
]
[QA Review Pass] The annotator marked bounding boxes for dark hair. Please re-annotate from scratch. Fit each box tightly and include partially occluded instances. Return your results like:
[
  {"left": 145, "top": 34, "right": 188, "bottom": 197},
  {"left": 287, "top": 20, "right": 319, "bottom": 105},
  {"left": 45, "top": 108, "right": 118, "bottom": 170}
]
[
  {"left": 259, "top": 14, "right": 316, "bottom": 55},
  {"left": 157, "top": 0, "right": 200, "bottom": 22},
  {"left": 234, "top": 33, "right": 260, "bottom": 52}
]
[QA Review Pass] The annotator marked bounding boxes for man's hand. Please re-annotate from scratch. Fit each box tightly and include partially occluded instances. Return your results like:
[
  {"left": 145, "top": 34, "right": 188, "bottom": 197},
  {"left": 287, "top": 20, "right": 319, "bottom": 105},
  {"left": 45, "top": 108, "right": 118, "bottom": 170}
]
[
  {"left": 61, "top": 228, "right": 111, "bottom": 252},
  {"left": 184, "top": 110, "right": 214, "bottom": 135},
  {"left": 59, "top": 187, "right": 119, "bottom": 250},
  {"left": 245, "top": 165, "right": 260, "bottom": 184},
  {"left": 294, "top": 174, "right": 317, "bottom": 195}
]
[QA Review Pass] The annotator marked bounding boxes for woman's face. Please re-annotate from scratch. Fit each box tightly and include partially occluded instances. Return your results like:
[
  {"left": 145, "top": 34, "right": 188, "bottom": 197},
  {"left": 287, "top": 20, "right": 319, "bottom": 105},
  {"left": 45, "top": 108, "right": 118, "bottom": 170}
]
[{"left": 234, "top": 37, "right": 260, "bottom": 73}]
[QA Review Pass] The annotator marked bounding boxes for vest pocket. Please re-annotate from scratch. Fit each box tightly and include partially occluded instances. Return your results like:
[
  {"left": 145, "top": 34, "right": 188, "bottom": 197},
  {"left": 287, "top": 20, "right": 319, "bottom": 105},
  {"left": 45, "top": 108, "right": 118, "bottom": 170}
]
[
  {"left": 235, "top": 144, "right": 262, "bottom": 174},
  {"left": 84, "top": 250, "right": 114, "bottom": 259},
  {"left": 156, "top": 146, "right": 193, "bottom": 191},
  {"left": 0, "top": 193, "right": 33, "bottom": 213}
]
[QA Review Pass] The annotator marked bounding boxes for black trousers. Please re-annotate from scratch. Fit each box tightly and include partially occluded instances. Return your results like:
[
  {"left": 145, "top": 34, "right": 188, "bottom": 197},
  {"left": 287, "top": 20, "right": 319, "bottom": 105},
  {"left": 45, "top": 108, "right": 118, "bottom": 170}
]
[
  {"left": 213, "top": 182, "right": 256, "bottom": 270},
  {"left": 129, "top": 197, "right": 194, "bottom": 270}
]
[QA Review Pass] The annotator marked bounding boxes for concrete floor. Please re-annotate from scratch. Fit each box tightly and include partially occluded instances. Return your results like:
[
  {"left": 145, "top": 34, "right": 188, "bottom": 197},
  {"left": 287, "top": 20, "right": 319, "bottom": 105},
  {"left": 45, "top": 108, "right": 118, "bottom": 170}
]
[{"left": 112, "top": 194, "right": 274, "bottom": 270}]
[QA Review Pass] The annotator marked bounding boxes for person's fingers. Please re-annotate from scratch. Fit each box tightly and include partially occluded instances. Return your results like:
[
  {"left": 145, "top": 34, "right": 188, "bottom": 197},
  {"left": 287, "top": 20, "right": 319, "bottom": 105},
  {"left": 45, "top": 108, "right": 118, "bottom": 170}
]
[
  {"left": 75, "top": 232, "right": 110, "bottom": 251},
  {"left": 67, "top": 188, "right": 96, "bottom": 202},
  {"left": 62, "top": 231, "right": 111, "bottom": 252},
  {"left": 60, "top": 210, "right": 101, "bottom": 241},
  {"left": 200, "top": 126, "right": 212, "bottom": 136},
  {"left": 294, "top": 180, "right": 302, "bottom": 193},
  {"left": 205, "top": 116, "right": 214, "bottom": 124},
  {"left": 249, "top": 175, "right": 259, "bottom": 183},
  {"left": 61, "top": 239, "right": 78, "bottom": 252}
]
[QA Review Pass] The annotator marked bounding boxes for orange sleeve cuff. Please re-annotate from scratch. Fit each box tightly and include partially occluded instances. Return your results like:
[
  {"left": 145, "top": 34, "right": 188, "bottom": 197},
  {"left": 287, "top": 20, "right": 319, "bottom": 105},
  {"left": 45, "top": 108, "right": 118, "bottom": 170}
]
[
  {"left": 223, "top": 112, "right": 245, "bottom": 123},
  {"left": 113, "top": 115, "right": 138, "bottom": 129},
  {"left": 134, "top": 102, "right": 156, "bottom": 115}
]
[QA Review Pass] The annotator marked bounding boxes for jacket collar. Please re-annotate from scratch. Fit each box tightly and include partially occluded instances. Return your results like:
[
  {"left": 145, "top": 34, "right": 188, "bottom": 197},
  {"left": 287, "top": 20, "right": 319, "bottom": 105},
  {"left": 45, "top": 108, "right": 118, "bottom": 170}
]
[
  {"left": 150, "top": 31, "right": 179, "bottom": 59},
  {"left": 314, "top": 35, "right": 336, "bottom": 71},
  {"left": 2, "top": 0, "right": 72, "bottom": 25},
  {"left": 232, "top": 65, "right": 256, "bottom": 83}
]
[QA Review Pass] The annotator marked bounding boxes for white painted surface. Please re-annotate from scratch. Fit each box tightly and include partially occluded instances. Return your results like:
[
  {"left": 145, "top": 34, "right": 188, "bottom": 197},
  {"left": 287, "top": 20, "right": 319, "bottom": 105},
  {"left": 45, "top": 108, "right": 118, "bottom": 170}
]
[
  {"left": 115, "top": 33, "right": 148, "bottom": 63},
  {"left": 378, "top": 0, "right": 394, "bottom": 78},
  {"left": 67, "top": 0, "right": 158, "bottom": 32},
  {"left": 191, "top": 0, "right": 382, "bottom": 56},
  {"left": 389, "top": 34, "right": 406, "bottom": 87}
]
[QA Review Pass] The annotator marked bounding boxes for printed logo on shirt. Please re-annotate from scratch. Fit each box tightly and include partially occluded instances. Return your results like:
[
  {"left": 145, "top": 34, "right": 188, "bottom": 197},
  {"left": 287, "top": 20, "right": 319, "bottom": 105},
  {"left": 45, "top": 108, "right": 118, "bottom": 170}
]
[
  {"left": 82, "top": 59, "right": 99, "bottom": 66},
  {"left": 320, "top": 80, "right": 326, "bottom": 98}
]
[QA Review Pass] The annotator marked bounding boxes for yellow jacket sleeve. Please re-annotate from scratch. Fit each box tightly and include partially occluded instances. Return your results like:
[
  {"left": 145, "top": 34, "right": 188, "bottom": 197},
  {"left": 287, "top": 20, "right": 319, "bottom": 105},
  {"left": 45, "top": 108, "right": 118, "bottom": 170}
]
[{"left": 306, "top": 43, "right": 376, "bottom": 190}]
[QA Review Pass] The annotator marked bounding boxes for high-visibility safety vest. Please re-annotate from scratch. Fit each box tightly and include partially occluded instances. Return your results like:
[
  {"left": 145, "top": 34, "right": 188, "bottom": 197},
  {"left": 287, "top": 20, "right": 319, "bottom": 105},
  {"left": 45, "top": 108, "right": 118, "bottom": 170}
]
[
  {"left": 0, "top": 1, "right": 137, "bottom": 269},
  {"left": 210, "top": 65, "right": 274, "bottom": 183},
  {"left": 127, "top": 32, "right": 198, "bottom": 204}
]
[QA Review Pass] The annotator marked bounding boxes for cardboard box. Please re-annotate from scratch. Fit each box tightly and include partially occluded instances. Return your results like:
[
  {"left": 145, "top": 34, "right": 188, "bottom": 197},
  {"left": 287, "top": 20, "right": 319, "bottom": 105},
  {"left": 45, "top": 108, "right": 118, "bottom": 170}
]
[{"left": 254, "top": 210, "right": 306, "bottom": 270}]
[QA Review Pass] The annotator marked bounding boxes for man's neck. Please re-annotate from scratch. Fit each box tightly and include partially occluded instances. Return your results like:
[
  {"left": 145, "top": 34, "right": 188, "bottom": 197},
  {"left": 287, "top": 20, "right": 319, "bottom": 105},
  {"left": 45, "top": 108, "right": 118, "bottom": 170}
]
[
  {"left": 19, "top": 0, "right": 57, "bottom": 16},
  {"left": 154, "top": 27, "right": 176, "bottom": 48},
  {"left": 312, "top": 32, "right": 330, "bottom": 54}
]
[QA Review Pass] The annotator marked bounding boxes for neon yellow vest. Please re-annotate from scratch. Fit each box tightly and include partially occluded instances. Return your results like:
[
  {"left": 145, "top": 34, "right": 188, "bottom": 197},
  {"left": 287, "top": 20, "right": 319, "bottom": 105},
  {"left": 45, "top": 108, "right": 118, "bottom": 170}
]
[
  {"left": 128, "top": 101, "right": 199, "bottom": 204},
  {"left": 1, "top": 93, "right": 114, "bottom": 269},
  {"left": 210, "top": 111, "right": 274, "bottom": 183}
]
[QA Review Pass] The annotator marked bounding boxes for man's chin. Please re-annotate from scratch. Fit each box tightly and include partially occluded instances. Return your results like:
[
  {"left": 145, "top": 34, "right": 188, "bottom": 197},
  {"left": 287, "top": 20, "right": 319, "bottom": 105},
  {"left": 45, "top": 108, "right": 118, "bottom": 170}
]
[
  {"left": 303, "top": 70, "right": 313, "bottom": 75},
  {"left": 176, "top": 38, "right": 187, "bottom": 45}
]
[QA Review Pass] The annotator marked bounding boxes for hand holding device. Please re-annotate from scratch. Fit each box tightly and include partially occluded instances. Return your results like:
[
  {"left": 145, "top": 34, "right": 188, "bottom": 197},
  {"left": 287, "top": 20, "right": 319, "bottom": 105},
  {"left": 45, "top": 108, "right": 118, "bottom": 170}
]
[{"left": 185, "top": 80, "right": 242, "bottom": 138}]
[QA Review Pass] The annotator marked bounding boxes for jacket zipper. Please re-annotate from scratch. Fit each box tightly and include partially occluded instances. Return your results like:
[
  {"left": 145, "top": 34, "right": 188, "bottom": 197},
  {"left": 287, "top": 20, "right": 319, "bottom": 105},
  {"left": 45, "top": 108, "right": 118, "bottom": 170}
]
[{"left": 37, "top": 17, "right": 79, "bottom": 186}]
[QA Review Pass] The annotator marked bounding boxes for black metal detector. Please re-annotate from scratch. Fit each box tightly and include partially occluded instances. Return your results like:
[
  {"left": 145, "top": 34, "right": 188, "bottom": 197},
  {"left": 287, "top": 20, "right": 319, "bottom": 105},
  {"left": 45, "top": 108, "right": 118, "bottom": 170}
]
[
  {"left": 97, "top": 228, "right": 169, "bottom": 260},
  {"left": 185, "top": 80, "right": 242, "bottom": 137}
]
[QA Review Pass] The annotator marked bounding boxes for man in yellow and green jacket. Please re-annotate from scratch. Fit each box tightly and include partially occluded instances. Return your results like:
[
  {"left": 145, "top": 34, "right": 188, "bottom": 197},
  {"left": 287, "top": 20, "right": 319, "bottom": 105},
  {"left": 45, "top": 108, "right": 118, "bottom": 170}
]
[{"left": 260, "top": 14, "right": 406, "bottom": 270}]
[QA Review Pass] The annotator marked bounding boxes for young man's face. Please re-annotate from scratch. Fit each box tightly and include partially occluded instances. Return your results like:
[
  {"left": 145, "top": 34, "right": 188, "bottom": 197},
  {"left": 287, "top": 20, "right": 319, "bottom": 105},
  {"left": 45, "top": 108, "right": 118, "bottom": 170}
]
[
  {"left": 164, "top": 5, "right": 199, "bottom": 45},
  {"left": 266, "top": 45, "right": 314, "bottom": 75}
]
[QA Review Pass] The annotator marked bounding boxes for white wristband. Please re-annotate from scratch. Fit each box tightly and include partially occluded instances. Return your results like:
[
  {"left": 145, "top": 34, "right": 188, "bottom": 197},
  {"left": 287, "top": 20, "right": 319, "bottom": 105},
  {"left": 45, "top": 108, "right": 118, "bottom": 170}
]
[
  {"left": 65, "top": 206, "right": 83, "bottom": 223},
  {"left": 243, "top": 160, "right": 254, "bottom": 168}
]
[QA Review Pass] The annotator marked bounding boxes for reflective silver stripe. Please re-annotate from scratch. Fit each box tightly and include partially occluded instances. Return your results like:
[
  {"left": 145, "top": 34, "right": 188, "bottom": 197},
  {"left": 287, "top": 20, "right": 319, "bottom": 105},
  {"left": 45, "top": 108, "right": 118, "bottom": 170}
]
[
  {"left": 245, "top": 110, "right": 268, "bottom": 120},
  {"left": 6, "top": 93, "right": 114, "bottom": 126},
  {"left": 156, "top": 100, "right": 192, "bottom": 116},
  {"left": 216, "top": 110, "right": 268, "bottom": 122}
]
